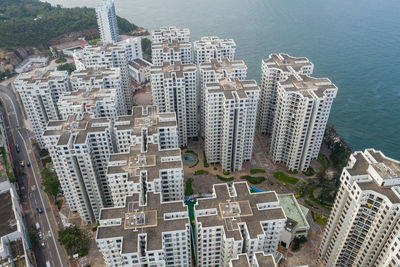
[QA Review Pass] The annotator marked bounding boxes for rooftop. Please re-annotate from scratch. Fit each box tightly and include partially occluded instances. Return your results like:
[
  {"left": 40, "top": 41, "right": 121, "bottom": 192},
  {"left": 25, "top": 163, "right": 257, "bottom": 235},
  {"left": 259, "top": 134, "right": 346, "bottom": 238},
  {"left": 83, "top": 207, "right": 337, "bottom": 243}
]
[
  {"left": 151, "top": 61, "right": 196, "bottom": 79},
  {"left": 200, "top": 58, "right": 247, "bottom": 75},
  {"left": 14, "top": 67, "right": 68, "bottom": 87},
  {"left": 43, "top": 113, "right": 110, "bottom": 146},
  {"left": 152, "top": 40, "right": 192, "bottom": 53},
  {"left": 50, "top": 39, "right": 88, "bottom": 51},
  {"left": 58, "top": 88, "right": 115, "bottom": 108},
  {"left": 278, "top": 194, "right": 309, "bottom": 230},
  {"left": 114, "top": 106, "right": 176, "bottom": 134},
  {"left": 107, "top": 143, "right": 182, "bottom": 182},
  {"left": 278, "top": 74, "right": 337, "bottom": 98},
  {"left": 263, "top": 53, "right": 313, "bottom": 73},
  {"left": 206, "top": 78, "right": 259, "bottom": 100},
  {"left": 128, "top": 58, "right": 152, "bottom": 69},
  {"left": 254, "top": 252, "right": 277, "bottom": 267},
  {"left": 195, "top": 182, "right": 286, "bottom": 240},
  {"left": 70, "top": 67, "right": 120, "bottom": 83},
  {"left": 0, "top": 189, "right": 17, "bottom": 238},
  {"left": 230, "top": 254, "right": 249, "bottom": 266},
  {"left": 97, "top": 192, "right": 189, "bottom": 253},
  {"left": 346, "top": 149, "right": 400, "bottom": 203},
  {"left": 194, "top": 36, "right": 236, "bottom": 48}
]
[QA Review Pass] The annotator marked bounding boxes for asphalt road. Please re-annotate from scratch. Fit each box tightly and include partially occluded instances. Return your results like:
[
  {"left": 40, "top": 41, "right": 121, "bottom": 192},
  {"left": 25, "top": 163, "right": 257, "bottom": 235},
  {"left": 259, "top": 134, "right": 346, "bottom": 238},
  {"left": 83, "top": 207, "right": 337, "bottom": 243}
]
[{"left": 0, "top": 84, "right": 69, "bottom": 267}]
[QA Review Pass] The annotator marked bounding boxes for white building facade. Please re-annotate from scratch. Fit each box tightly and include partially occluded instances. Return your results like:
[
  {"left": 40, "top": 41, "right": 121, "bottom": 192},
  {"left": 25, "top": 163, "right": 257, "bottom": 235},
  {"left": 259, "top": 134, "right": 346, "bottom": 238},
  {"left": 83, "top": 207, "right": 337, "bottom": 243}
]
[
  {"left": 195, "top": 182, "right": 286, "bottom": 267},
  {"left": 151, "top": 61, "right": 197, "bottom": 147},
  {"left": 194, "top": 36, "right": 236, "bottom": 65},
  {"left": 151, "top": 41, "right": 193, "bottom": 66},
  {"left": 204, "top": 78, "right": 260, "bottom": 172},
  {"left": 96, "top": 0, "right": 120, "bottom": 44},
  {"left": 257, "top": 53, "right": 314, "bottom": 135},
  {"left": 270, "top": 74, "right": 337, "bottom": 171},
  {"left": 151, "top": 26, "right": 190, "bottom": 44},
  {"left": 199, "top": 58, "right": 247, "bottom": 136},
  {"left": 43, "top": 114, "right": 115, "bottom": 224},
  {"left": 320, "top": 149, "right": 400, "bottom": 267},
  {"left": 73, "top": 44, "right": 133, "bottom": 113},
  {"left": 117, "top": 37, "right": 143, "bottom": 60},
  {"left": 14, "top": 68, "right": 71, "bottom": 149}
]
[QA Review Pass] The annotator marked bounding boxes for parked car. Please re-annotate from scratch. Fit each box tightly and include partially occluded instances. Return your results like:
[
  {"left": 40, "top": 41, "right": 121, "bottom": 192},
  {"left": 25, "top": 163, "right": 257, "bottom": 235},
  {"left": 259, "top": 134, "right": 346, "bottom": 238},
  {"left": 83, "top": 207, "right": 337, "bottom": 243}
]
[
  {"left": 35, "top": 222, "right": 40, "bottom": 231},
  {"left": 40, "top": 241, "right": 46, "bottom": 248},
  {"left": 27, "top": 161, "right": 31, "bottom": 167},
  {"left": 20, "top": 161, "right": 25, "bottom": 167},
  {"left": 37, "top": 207, "right": 43, "bottom": 214},
  {"left": 38, "top": 232, "right": 43, "bottom": 240},
  {"left": 16, "top": 144, "right": 20, "bottom": 153}
]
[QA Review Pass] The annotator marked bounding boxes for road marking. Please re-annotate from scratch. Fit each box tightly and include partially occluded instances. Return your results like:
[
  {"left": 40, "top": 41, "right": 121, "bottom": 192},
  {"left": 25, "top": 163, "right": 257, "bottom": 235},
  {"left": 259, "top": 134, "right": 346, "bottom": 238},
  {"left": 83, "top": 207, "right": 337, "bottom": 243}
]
[
  {"left": 17, "top": 130, "right": 65, "bottom": 267},
  {"left": 2, "top": 92, "right": 20, "bottom": 127}
]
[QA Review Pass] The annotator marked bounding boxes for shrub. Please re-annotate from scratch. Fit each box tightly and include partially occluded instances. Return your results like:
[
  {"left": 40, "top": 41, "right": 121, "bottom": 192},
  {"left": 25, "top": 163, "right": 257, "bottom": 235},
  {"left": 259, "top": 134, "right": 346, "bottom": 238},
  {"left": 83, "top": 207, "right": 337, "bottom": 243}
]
[
  {"left": 185, "top": 178, "right": 194, "bottom": 196},
  {"left": 282, "top": 183, "right": 286, "bottom": 186},
  {"left": 311, "top": 211, "right": 329, "bottom": 225},
  {"left": 302, "top": 167, "right": 315, "bottom": 176},
  {"left": 77, "top": 248, "right": 88, "bottom": 257},
  {"left": 308, "top": 186, "right": 332, "bottom": 209},
  {"left": 295, "top": 194, "right": 300, "bottom": 199},
  {"left": 194, "top": 170, "right": 209, "bottom": 175},
  {"left": 286, "top": 170, "right": 298, "bottom": 175},
  {"left": 273, "top": 172, "right": 299, "bottom": 185},
  {"left": 55, "top": 57, "right": 67, "bottom": 63},
  {"left": 223, "top": 170, "right": 230, "bottom": 175},
  {"left": 203, "top": 151, "right": 209, "bottom": 168},
  {"left": 216, "top": 175, "right": 234, "bottom": 182},
  {"left": 240, "top": 176, "right": 266, "bottom": 185},
  {"left": 214, "top": 167, "right": 217, "bottom": 171},
  {"left": 55, "top": 199, "right": 63, "bottom": 210},
  {"left": 250, "top": 169, "right": 266, "bottom": 174}
]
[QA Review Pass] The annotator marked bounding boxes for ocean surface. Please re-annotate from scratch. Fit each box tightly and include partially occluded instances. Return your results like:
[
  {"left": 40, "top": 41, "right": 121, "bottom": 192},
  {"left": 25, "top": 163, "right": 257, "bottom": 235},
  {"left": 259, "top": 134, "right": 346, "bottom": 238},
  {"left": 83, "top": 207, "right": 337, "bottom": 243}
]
[{"left": 46, "top": 0, "right": 400, "bottom": 159}]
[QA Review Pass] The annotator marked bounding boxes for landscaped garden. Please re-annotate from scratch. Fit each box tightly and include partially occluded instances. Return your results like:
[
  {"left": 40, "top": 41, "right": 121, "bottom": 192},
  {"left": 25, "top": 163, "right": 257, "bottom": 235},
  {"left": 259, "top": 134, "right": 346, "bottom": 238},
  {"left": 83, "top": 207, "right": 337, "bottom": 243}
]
[
  {"left": 240, "top": 175, "right": 266, "bottom": 184},
  {"left": 273, "top": 172, "right": 299, "bottom": 185}
]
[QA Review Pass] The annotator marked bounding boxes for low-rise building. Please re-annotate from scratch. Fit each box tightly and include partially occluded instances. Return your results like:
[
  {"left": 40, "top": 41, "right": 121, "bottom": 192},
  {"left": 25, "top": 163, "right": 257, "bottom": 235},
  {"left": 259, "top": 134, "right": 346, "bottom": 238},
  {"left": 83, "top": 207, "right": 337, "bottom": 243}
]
[
  {"left": 278, "top": 194, "right": 310, "bottom": 248},
  {"left": 96, "top": 192, "right": 191, "bottom": 267},
  {"left": 49, "top": 39, "right": 88, "bottom": 56},
  {"left": 128, "top": 58, "right": 152, "bottom": 83},
  {"left": 195, "top": 182, "right": 286, "bottom": 267},
  {"left": 15, "top": 56, "right": 48, "bottom": 74}
]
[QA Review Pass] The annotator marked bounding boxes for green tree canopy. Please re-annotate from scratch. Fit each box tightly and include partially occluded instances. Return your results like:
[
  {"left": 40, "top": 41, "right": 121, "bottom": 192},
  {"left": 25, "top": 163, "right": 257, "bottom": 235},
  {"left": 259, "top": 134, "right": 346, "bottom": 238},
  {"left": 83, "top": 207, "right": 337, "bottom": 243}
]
[
  {"left": 41, "top": 168, "right": 60, "bottom": 198},
  {"left": 58, "top": 225, "right": 90, "bottom": 251}
]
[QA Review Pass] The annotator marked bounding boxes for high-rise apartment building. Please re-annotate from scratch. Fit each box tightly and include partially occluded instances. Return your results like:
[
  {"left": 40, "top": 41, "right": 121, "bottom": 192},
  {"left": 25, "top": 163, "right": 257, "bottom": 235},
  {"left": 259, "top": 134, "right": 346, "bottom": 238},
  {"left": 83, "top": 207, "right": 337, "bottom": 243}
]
[
  {"left": 67, "top": 67, "right": 127, "bottom": 116},
  {"left": 58, "top": 88, "right": 120, "bottom": 120},
  {"left": 14, "top": 68, "right": 71, "bottom": 149},
  {"left": 43, "top": 114, "right": 114, "bottom": 223},
  {"left": 199, "top": 58, "right": 247, "bottom": 136},
  {"left": 257, "top": 53, "right": 314, "bottom": 135},
  {"left": 151, "top": 61, "right": 197, "bottom": 146},
  {"left": 96, "top": 0, "right": 120, "bottom": 44},
  {"left": 113, "top": 106, "right": 179, "bottom": 153},
  {"left": 117, "top": 37, "right": 143, "bottom": 60},
  {"left": 152, "top": 26, "right": 190, "bottom": 44},
  {"left": 270, "top": 74, "right": 337, "bottom": 171},
  {"left": 73, "top": 44, "right": 132, "bottom": 113},
  {"left": 106, "top": 106, "right": 182, "bottom": 206},
  {"left": 320, "top": 149, "right": 400, "bottom": 267},
  {"left": 96, "top": 192, "right": 191, "bottom": 267},
  {"left": 195, "top": 182, "right": 286, "bottom": 267},
  {"left": 204, "top": 78, "right": 260, "bottom": 172},
  {"left": 151, "top": 41, "right": 193, "bottom": 66},
  {"left": 194, "top": 36, "right": 236, "bottom": 65}
]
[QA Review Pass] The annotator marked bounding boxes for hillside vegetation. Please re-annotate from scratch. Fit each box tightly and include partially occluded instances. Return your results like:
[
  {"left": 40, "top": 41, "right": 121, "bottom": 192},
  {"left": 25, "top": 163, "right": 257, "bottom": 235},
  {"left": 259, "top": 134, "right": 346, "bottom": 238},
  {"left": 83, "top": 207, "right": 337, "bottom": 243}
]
[{"left": 0, "top": 0, "right": 137, "bottom": 50}]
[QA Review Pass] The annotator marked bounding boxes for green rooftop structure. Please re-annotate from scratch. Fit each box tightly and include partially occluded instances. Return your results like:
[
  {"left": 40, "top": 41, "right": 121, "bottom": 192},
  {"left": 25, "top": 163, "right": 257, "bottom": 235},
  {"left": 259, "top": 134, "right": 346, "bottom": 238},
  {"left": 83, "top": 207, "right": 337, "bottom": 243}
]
[{"left": 278, "top": 194, "right": 310, "bottom": 248}]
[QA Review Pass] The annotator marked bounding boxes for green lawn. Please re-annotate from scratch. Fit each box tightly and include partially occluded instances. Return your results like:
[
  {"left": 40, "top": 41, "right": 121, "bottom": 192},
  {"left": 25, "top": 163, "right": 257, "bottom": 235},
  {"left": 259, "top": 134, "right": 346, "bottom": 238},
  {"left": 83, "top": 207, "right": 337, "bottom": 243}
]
[
  {"left": 240, "top": 175, "right": 266, "bottom": 185},
  {"left": 194, "top": 170, "right": 209, "bottom": 175},
  {"left": 273, "top": 172, "right": 299, "bottom": 185},
  {"left": 185, "top": 178, "right": 194, "bottom": 196},
  {"left": 311, "top": 211, "right": 329, "bottom": 226},
  {"left": 286, "top": 170, "right": 298, "bottom": 175},
  {"left": 250, "top": 169, "right": 266, "bottom": 174},
  {"left": 216, "top": 175, "right": 234, "bottom": 182}
]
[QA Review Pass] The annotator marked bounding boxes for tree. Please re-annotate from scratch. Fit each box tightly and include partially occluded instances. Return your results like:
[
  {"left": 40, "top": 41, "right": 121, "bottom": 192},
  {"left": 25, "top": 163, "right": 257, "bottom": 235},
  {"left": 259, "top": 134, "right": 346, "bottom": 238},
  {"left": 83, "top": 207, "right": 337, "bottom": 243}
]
[
  {"left": 41, "top": 168, "right": 60, "bottom": 198},
  {"left": 57, "top": 63, "right": 76, "bottom": 74},
  {"left": 58, "top": 225, "right": 90, "bottom": 252},
  {"left": 141, "top": 38, "right": 152, "bottom": 61}
]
